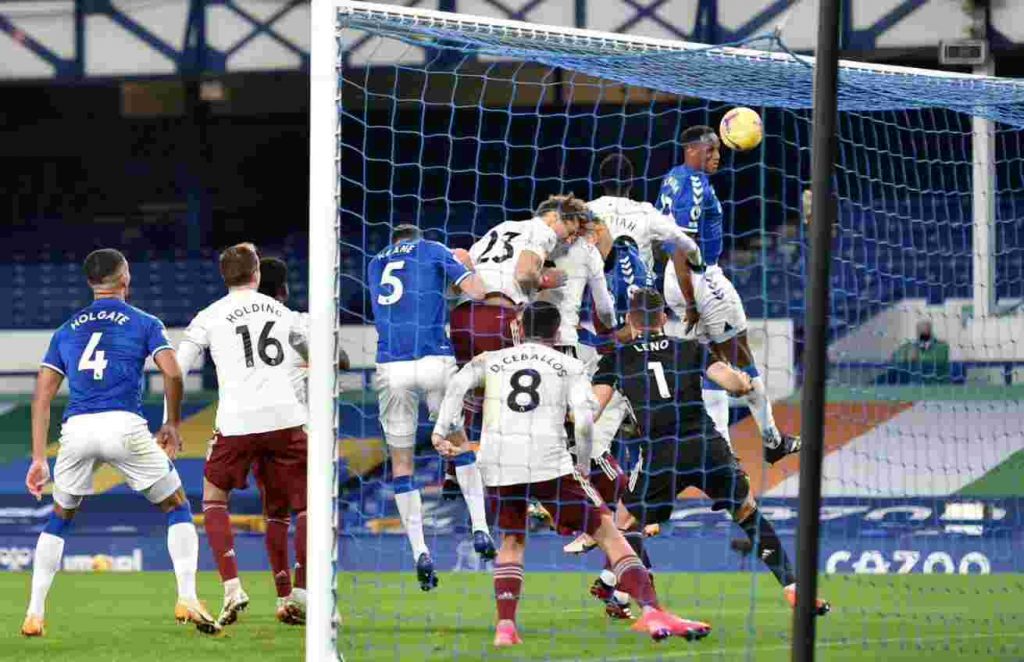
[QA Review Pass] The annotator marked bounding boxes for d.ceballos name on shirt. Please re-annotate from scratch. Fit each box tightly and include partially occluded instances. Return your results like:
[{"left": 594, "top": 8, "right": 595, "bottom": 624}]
[
  {"left": 225, "top": 302, "right": 282, "bottom": 324},
  {"left": 489, "top": 350, "right": 567, "bottom": 377}
]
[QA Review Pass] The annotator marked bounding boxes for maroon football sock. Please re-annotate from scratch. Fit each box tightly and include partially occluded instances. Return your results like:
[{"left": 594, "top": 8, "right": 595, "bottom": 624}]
[
  {"left": 493, "top": 562, "right": 524, "bottom": 622},
  {"left": 202, "top": 500, "right": 238, "bottom": 582},
  {"left": 265, "top": 517, "right": 292, "bottom": 598},
  {"left": 293, "top": 511, "right": 307, "bottom": 590},
  {"left": 613, "top": 555, "right": 659, "bottom": 609}
]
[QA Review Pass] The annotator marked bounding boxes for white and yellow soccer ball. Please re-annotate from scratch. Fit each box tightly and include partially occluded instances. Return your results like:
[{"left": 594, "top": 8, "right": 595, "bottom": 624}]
[{"left": 719, "top": 107, "right": 763, "bottom": 152}]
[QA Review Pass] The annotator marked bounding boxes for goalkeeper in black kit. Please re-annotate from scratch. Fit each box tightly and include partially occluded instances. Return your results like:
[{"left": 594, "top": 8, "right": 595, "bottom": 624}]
[{"left": 588, "top": 288, "right": 830, "bottom": 618}]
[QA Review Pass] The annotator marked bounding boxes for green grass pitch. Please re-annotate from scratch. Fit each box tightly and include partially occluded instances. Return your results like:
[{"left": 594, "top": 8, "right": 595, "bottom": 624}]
[{"left": 1, "top": 571, "right": 1022, "bottom": 661}]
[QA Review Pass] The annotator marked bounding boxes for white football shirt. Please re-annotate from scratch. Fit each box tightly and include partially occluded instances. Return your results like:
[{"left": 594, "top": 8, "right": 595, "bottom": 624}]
[
  {"left": 433, "top": 342, "right": 595, "bottom": 487},
  {"left": 537, "top": 238, "right": 615, "bottom": 347},
  {"left": 467, "top": 217, "right": 559, "bottom": 305},
  {"left": 587, "top": 195, "right": 697, "bottom": 271},
  {"left": 180, "top": 289, "right": 307, "bottom": 436}
]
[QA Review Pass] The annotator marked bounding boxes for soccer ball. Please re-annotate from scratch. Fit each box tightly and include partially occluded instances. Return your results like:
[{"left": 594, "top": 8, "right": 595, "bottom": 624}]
[{"left": 719, "top": 107, "right": 763, "bottom": 151}]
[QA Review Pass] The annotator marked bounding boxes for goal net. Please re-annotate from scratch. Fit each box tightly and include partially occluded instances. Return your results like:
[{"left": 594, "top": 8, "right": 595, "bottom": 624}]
[{"left": 309, "top": 2, "right": 1024, "bottom": 660}]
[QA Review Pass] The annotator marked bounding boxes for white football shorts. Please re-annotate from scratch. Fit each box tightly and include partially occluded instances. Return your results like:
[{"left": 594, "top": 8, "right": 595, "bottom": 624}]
[
  {"left": 374, "top": 355, "right": 457, "bottom": 449},
  {"left": 54, "top": 411, "right": 177, "bottom": 505},
  {"left": 665, "top": 263, "right": 748, "bottom": 345}
]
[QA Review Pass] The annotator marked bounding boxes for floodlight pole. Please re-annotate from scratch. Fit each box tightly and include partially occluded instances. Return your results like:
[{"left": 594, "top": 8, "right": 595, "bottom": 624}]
[{"left": 793, "top": 0, "right": 840, "bottom": 660}]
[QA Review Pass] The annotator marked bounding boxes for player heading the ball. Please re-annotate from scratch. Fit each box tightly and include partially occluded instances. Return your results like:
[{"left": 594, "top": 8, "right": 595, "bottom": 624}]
[
  {"left": 658, "top": 125, "right": 801, "bottom": 462},
  {"left": 22, "top": 248, "right": 218, "bottom": 637},
  {"left": 431, "top": 301, "right": 712, "bottom": 646}
]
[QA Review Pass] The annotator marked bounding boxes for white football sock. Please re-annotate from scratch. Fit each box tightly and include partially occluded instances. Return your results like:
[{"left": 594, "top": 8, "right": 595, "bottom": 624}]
[
  {"left": 394, "top": 489, "right": 429, "bottom": 560},
  {"left": 167, "top": 522, "right": 199, "bottom": 601},
  {"left": 600, "top": 569, "right": 617, "bottom": 587},
  {"left": 224, "top": 576, "right": 242, "bottom": 598},
  {"left": 745, "top": 374, "right": 780, "bottom": 445},
  {"left": 454, "top": 461, "right": 489, "bottom": 534},
  {"left": 702, "top": 388, "right": 731, "bottom": 442},
  {"left": 27, "top": 532, "right": 64, "bottom": 618}
]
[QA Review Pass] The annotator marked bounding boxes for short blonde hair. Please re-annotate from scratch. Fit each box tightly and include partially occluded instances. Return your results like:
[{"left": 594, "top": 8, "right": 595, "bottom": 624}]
[{"left": 219, "top": 243, "right": 260, "bottom": 287}]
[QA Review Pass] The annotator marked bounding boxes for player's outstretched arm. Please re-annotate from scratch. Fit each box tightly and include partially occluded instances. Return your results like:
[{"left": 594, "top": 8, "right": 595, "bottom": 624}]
[
  {"left": 431, "top": 357, "right": 486, "bottom": 456},
  {"left": 512, "top": 250, "right": 552, "bottom": 295},
  {"left": 649, "top": 210, "right": 702, "bottom": 266},
  {"left": 705, "top": 361, "right": 754, "bottom": 397},
  {"left": 591, "top": 384, "right": 616, "bottom": 420},
  {"left": 456, "top": 272, "right": 487, "bottom": 301},
  {"left": 154, "top": 349, "right": 184, "bottom": 459},
  {"left": 26, "top": 367, "right": 62, "bottom": 500},
  {"left": 568, "top": 373, "right": 597, "bottom": 474},
  {"left": 669, "top": 248, "right": 700, "bottom": 333},
  {"left": 588, "top": 268, "right": 617, "bottom": 331}
]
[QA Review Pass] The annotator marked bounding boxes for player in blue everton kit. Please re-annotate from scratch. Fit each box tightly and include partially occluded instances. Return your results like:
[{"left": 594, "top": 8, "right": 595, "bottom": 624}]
[
  {"left": 367, "top": 224, "right": 494, "bottom": 590},
  {"left": 21, "top": 249, "right": 217, "bottom": 638},
  {"left": 658, "top": 125, "right": 800, "bottom": 463}
]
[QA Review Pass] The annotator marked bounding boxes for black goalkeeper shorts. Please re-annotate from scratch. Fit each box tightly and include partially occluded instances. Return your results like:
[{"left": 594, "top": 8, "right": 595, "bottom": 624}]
[{"left": 623, "top": 430, "right": 749, "bottom": 526}]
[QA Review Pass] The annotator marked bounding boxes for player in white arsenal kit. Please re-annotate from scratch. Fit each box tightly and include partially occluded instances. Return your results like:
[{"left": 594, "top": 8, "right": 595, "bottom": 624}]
[
  {"left": 537, "top": 229, "right": 616, "bottom": 357},
  {"left": 450, "top": 193, "right": 587, "bottom": 367},
  {"left": 175, "top": 243, "right": 309, "bottom": 628},
  {"left": 588, "top": 153, "right": 702, "bottom": 274},
  {"left": 432, "top": 302, "right": 711, "bottom": 647}
]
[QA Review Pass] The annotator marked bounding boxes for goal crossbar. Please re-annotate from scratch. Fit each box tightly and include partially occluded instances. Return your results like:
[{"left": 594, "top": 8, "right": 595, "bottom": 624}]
[
  {"left": 336, "top": 0, "right": 1022, "bottom": 85},
  {"left": 334, "top": 1, "right": 1024, "bottom": 125}
]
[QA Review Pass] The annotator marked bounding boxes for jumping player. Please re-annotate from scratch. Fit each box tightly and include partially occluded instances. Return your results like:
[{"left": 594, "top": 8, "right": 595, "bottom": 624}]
[
  {"left": 176, "top": 243, "right": 309, "bottom": 628},
  {"left": 588, "top": 153, "right": 702, "bottom": 274},
  {"left": 536, "top": 220, "right": 615, "bottom": 358},
  {"left": 450, "top": 193, "right": 587, "bottom": 367},
  {"left": 589, "top": 289, "right": 830, "bottom": 617},
  {"left": 432, "top": 301, "right": 712, "bottom": 647},
  {"left": 367, "top": 224, "right": 495, "bottom": 591},
  {"left": 658, "top": 126, "right": 800, "bottom": 462},
  {"left": 21, "top": 248, "right": 217, "bottom": 637},
  {"left": 441, "top": 195, "right": 586, "bottom": 504}
]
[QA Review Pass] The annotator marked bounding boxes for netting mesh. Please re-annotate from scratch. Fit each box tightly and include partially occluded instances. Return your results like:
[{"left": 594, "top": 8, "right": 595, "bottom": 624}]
[{"left": 334, "top": 6, "right": 1024, "bottom": 660}]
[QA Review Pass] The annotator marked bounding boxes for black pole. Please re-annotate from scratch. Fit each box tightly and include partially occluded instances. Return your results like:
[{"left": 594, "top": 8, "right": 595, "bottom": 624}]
[{"left": 793, "top": 0, "right": 841, "bottom": 661}]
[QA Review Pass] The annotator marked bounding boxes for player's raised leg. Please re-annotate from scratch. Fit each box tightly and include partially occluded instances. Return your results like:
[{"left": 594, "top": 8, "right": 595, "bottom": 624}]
[
  {"left": 712, "top": 332, "right": 800, "bottom": 463},
  {"left": 376, "top": 360, "right": 437, "bottom": 590},
  {"left": 452, "top": 451, "right": 496, "bottom": 559}
]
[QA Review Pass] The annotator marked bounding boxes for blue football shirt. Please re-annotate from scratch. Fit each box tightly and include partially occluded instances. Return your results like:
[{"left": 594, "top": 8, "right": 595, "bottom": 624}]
[
  {"left": 580, "top": 237, "right": 652, "bottom": 352},
  {"left": 41, "top": 299, "right": 173, "bottom": 421},
  {"left": 367, "top": 239, "right": 469, "bottom": 363},
  {"left": 606, "top": 236, "right": 653, "bottom": 330},
  {"left": 657, "top": 164, "right": 725, "bottom": 265}
]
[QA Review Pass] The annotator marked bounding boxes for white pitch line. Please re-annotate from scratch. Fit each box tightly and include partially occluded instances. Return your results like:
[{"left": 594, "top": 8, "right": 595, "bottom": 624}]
[{"left": 545, "top": 631, "right": 1024, "bottom": 662}]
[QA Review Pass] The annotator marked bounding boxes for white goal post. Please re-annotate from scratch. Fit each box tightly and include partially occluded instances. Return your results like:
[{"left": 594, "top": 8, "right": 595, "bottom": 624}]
[{"left": 307, "top": 2, "right": 1014, "bottom": 660}]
